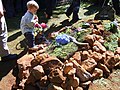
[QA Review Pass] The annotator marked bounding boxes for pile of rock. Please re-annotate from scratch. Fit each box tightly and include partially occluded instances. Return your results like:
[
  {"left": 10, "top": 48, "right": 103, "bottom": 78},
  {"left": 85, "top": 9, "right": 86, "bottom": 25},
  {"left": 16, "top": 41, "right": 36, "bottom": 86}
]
[
  {"left": 16, "top": 20, "right": 120, "bottom": 90},
  {"left": 16, "top": 45, "right": 120, "bottom": 90}
]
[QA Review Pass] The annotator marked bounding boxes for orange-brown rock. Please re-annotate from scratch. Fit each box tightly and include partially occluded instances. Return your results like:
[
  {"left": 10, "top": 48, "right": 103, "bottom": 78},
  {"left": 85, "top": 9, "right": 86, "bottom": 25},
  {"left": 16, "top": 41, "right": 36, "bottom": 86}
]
[
  {"left": 66, "top": 85, "right": 74, "bottom": 90},
  {"left": 26, "top": 65, "right": 45, "bottom": 84},
  {"left": 93, "top": 41, "right": 106, "bottom": 53},
  {"left": 61, "top": 81, "right": 67, "bottom": 89},
  {"left": 98, "top": 39, "right": 104, "bottom": 44},
  {"left": 114, "top": 54, "right": 120, "bottom": 66},
  {"left": 82, "top": 51, "right": 90, "bottom": 61},
  {"left": 48, "top": 68, "right": 66, "bottom": 84},
  {"left": 24, "top": 84, "right": 37, "bottom": 90},
  {"left": 74, "top": 87, "right": 83, "bottom": 90},
  {"left": 105, "top": 51, "right": 114, "bottom": 59},
  {"left": 92, "top": 52, "right": 102, "bottom": 62},
  {"left": 92, "top": 68, "right": 103, "bottom": 79},
  {"left": 96, "top": 24, "right": 104, "bottom": 31},
  {"left": 39, "top": 75, "right": 48, "bottom": 87},
  {"left": 17, "top": 54, "right": 34, "bottom": 80},
  {"left": 92, "top": 29, "right": 101, "bottom": 35},
  {"left": 70, "top": 77, "right": 80, "bottom": 88},
  {"left": 88, "top": 50, "right": 93, "bottom": 55},
  {"left": 80, "top": 81, "right": 91, "bottom": 88},
  {"left": 97, "top": 63, "right": 110, "bottom": 76},
  {"left": 115, "top": 47, "right": 120, "bottom": 55},
  {"left": 94, "top": 34, "right": 103, "bottom": 41},
  {"left": 31, "top": 53, "right": 49, "bottom": 68},
  {"left": 81, "top": 58, "right": 97, "bottom": 72},
  {"left": 72, "top": 52, "right": 81, "bottom": 64},
  {"left": 40, "top": 56, "right": 64, "bottom": 73},
  {"left": 85, "top": 35, "right": 95, "bottom": 46},
  {"left": 63, "top": 62, "right": 73, "bottom": 75},
  {"left": 31, "top": 65, "right": 45, "bottom": 80},
  {"left": 48, "top": 83, "right": 63, "bottom": 90},
  {"left": 68, "top": 68, "right": 76, "bottom": 75},
  {"left": 71, "top": 60, "right": 92, "bottom": 82},
  {"left": 104, "top": 51, "right": 120, "bottom": 69}
]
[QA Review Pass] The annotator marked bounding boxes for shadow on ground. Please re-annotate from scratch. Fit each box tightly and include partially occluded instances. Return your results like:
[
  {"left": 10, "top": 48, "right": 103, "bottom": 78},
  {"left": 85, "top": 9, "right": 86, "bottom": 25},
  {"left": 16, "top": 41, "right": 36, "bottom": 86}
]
[
  {"left": 8, "top": 31, "right": 22, "bottom": 42},
  {"left": 83, "top": 4, "right": 101, "bottom": 16},
  {"left": 0, "top": 60, "right": 17, "bottom": 81},
  {"left": 45, "top": 19, "right": 72, "bottom": 35}
]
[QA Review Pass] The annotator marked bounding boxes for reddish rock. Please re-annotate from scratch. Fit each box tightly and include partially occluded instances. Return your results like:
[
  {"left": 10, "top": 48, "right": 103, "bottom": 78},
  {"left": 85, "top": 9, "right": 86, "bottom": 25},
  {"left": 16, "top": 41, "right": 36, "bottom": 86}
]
[
  {"left": 82, "top": 51, "right": 90, "bottom": 61},
  {"left": 31, "top": 65, "right": 45, "bottom": 80},
  {"left": 63, "top": 62, "right": 73, "bottom": 75},
  {"left": 74, "top": 87, "right": 83, "bottom": 90},
  {"left": 96, "top": 24, "right": 104, "bottom": 31},
  {"left": 92, "top": 52, "right": 102, "bottom": 62},
  {"left": 105, "top": 51, "right": 114, "bottom": 58},
  {"left": 92, "top": 29, "right": 101, "bottom": 35},
  {"left": 68, "top": 68, "right": 76, "bottom": 75},
  {"left": 61, "top": 81, "right": 67, "bottom": 89},
  {"left": 40, "top": 56, "right": 64, "bottom": 73},
  {"left": 17, "top": 54, "right": 35, "bottom": 88},
  {"left": 80, "top": 81, "right": 91, "bottom": 88},
  {"left": 66, "top": 85, "right": 74, "bottom": 90},
  {"left": 48, "top": 83, "right": 63, "bottom": 90},
  {"left": 48, "top": 68, "right": 66, "bottom": 84},
  {"left": 72, "top": 52, "right": 81, "bottom": 64},
  {"left": 88, "top": 50, "right": 93, "bottom": 55},
  {"left": 85, "top": 35, "right": 95, "bottom": 46},
  {"left": 97, "top": 63, "right": 110, "bottom": 76},
  {"left": 17, "top": 54, "right": 34, "bottom": 71},
  {"left": 81, "top": 58, "right": 97, "bottom": 72},
  {"left": 114, "top": 54, "right": 120, "bottom": 67},
  {"left": 71, "top": 60, "right": 92, "bottom": 82},
  {"left": 93, "top": 41, "right": 106, "bottom": 53},
  {"left": 24, "top": 84, "right": 37, "bottom": 90},
  {"left": 39, "top": 75, "right": 48, "bottom": 87},
  {"left": 92, "top": 68, "right": 103, "bottom": 79},
  {"left": 104, "top": 51, "right": 120, "bottom": 69},
  {"left": 115, "top": 47, "right": 120, "bottom": 55},
  {"left": 71, "top": 77, "right": 80, "bottom": 88}
]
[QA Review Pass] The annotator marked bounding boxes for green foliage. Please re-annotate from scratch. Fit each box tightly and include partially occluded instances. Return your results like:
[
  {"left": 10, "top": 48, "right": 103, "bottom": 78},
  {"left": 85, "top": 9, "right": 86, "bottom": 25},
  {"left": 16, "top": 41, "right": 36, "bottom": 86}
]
[
  {"left": 104, "top": 30, "right": 120, "bottom": 52},
  {"left": 47, "top": 42, "right": 78, "bottom": 60},
  {"left": 77, "top": 29, "right": 92, "bottom": 42},
  {"left": 104, "top": 22, "right": 118, "bottom": 33}
]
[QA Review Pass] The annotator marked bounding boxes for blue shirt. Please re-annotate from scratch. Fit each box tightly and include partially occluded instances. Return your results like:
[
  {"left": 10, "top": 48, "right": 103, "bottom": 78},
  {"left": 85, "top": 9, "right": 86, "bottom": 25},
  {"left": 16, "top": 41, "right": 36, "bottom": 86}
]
[{"left": 20, "top": 11, "right": 37, "bottom": 34}]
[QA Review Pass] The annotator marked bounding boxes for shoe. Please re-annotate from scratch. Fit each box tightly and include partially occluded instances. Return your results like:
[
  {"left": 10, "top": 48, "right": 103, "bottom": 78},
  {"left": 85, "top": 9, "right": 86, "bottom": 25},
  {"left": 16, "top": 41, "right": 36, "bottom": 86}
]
[{"left": 1, "top": 54, "right": 18, "bottom": 61}]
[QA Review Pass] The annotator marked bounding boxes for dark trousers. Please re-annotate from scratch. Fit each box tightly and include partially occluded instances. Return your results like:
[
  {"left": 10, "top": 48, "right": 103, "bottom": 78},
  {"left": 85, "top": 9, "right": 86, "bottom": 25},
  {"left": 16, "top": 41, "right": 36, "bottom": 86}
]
[
  {"left": 45, "top": 0, "right": 57, "bottom": 17},
  {"left": 24, "top": 32, "right": 35, "bottom": 48},
  {"left": 66, "top": 0, "right": 81, "bottom": 20},
  {"left": 104, "top": 0, "right": 120, "bottom": 14}
]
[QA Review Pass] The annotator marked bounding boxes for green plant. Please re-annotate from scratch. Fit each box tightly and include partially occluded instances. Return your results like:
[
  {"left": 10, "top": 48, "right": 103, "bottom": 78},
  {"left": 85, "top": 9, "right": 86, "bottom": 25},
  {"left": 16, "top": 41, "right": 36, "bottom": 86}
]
[{"left": 47, "top": 42, "right": 78, "bottom": 60}]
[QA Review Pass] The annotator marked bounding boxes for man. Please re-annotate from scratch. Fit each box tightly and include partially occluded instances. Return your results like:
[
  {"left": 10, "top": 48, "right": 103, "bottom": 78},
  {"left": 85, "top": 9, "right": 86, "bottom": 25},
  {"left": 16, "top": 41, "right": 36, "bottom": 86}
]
[
  {"left": 44, "top": 0, "right": 57, "bottom": 19},
  {"left": 104, "top": 0, "right": 120, "bottom": 15},
  {"left": 66, "top": 0, "right": 81, "bottom": 23},
  {"left": 0, "top": 0, "right": 17, "bottom": 61}
]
